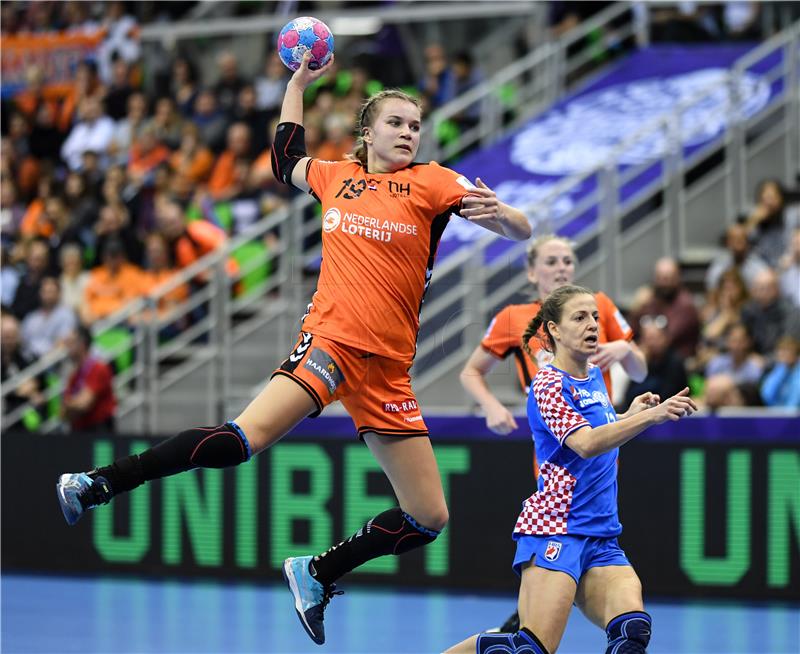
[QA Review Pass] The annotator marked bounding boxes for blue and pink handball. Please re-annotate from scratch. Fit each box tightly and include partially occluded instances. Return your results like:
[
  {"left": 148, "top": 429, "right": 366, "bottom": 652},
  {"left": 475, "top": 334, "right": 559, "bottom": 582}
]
[{"left": 277, "top": 16, "right": 334, "bottom": 71}]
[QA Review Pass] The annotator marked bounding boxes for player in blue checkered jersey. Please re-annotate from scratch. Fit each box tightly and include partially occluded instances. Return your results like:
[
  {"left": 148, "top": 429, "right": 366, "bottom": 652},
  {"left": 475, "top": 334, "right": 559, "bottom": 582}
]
[{"left": 445, "top": 285, "right": 696, "bottom": 654}]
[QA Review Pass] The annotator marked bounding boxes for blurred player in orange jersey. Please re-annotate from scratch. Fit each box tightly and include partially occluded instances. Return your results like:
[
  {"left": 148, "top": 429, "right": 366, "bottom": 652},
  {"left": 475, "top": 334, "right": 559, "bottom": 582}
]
[
  {"left": 460, "top": 234, "right": 648, "bottom": 634},
  {"left": 56, "top": 51, "right": 531, "bottom": 645}
]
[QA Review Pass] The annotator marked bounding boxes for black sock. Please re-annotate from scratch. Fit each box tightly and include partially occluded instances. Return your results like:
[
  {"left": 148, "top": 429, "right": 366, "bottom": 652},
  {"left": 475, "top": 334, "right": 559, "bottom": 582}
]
[
  {"left": 89, "top": 422, "right": 252, "bottom": 495},
  {"left": 311, "top": 507, "right": 440, "bottom": 586}
]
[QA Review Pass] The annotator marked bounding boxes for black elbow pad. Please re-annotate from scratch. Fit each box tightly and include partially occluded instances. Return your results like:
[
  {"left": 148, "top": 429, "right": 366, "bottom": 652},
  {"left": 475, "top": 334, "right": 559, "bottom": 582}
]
[{"left": 272, "top": 122, "right": 308, "bottom": 187}]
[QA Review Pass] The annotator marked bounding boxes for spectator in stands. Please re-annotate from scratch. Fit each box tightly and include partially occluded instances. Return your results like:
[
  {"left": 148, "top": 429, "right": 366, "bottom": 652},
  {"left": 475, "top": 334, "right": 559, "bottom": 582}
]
[
  {"left": 58, "top": 60, "right": 105, "bottom": 134},
  {"left": 147, "top": 96, "right": 183, "bottom": 150},
  {"left": 704, "top": 323, "right": 764, "bottom": 386},
  {"left": 743, "top": 179, "right": 800, "bottom": 268},
  {"left": 630, "top": 256, "right": 700, "bottom": 359},
  {"left": 93, "top": 201, "right": 143, "bottom": 266},
  {"left": 104, "top": 59, "right": 136, "bottom": 121},
  {"left": 59, "top": 243, "right": 89, "bottom": 314},
  {"left": 10, "top": 238, "right": 51, "bottom": 319},
  {"left": 80, "top": 238, "right": 146, "bottom": 325},
  {"left": 60, "top": 96, "right": 115, "bottom": 171},
  {"left": 127, "top": 123, "right": 171, "bottom": 188},
  {"left": 28, "top": 95, "right": 64, "bottom": 164},
  {"left": 703, "top": 373, "right": 750, "bottom": 410},
  {"left": 0, "top": 178, "right": 25, "bottom": 245},
  {"left": 156, "top": 200, "right": 236, "bottom": 282},
  {"left": 1, "top": 244, "right": 21, "bottom": 308},
  {"left": 705, "top": 223, "right": 769, "bottom": 293},
  {"left": 65, "top": 170, "right": 99, "bottom": 224},
  {"left": 449, "top": 52, "right": 483, "bottom": 131},
  {"left": 62, "top": 325, "right": 116, "bottom": 432},
  {"left": 170, "top": 56, "right": 200, "bottom": 117},
  {"left": 131, "top": 232, "right": 190, "bottom": 334},
  {"left": 255, "top": 52, "right": 289, "bottom": 114},
  {"left": 170, "top": 121, "right": 214, "bottom": 186},
  {"left": 778, "top": 228, "right": 800, "bottom": 308},
  {"left": 623, "top": 322, "right": 689, "bottom": 409},
  {"left": 316, "top": 112, "right": 355, "bottom": 163},
  {"left": 213, "top": 51, "right": 245, "bottom": 115},
  {"left": 233, "top": 84, "right": 271, "bottom": 155},
  {"left": 207, "top": 122, "right": 252, "bottom": 202},
  {"left": 109, "top": 92, "right": 148, "bottom": 165},
  {"left": 760, "top": 335, "right": 800, "bottom": 408},
  {"left": 21, "top": 276, "right": 77, "bottom": 357},
  {"left": 419, "top": 43, "right": 453, "bottom": 109},
  {"left": 741, "top": 268, "right": 800, "bottom": 356},
  {"left": 697, "top": 267, "right": 749, "bottom": 369},
  {"left": 1, "top": 312, "right": 44, "bottom": 420},
  {"left": 192, "top": 89, "right": 228, "bottom": 153},
  {"left": 96, "top": 0, "right": 141, "bottom": 85}
]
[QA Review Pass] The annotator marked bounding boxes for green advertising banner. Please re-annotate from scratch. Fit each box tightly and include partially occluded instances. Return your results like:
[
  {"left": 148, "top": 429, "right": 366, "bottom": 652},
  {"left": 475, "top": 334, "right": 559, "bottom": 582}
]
[{"left": 3, "top": 420, "right": 798, "bottom": 601}]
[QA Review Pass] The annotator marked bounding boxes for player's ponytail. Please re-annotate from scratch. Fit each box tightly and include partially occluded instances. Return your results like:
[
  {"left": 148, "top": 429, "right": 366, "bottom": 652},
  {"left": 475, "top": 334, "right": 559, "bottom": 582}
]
[
  {"left": 522, "top": 284, "right": 594, "bottom": 360},
  {"left": 347, "top": 89, "right": 422, "bottom": 167}
]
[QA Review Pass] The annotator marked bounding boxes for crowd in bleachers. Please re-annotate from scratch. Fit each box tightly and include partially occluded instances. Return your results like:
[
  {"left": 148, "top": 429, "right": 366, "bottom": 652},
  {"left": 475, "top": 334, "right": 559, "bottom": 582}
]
[
  {"left": 623, "top": 179, "right": 800, "bottom": 410},
  {"left": 1, "top": 1, "right": 799, "bottom": 432}
]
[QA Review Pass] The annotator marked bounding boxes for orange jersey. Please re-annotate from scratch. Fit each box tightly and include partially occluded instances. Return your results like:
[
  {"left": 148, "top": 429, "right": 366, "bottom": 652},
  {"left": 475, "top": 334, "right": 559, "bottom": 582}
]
[
  {"left": 481, "top": 292, "right": 633, "bottom": 395},
  {"left": 303, "top": 159, "right": 471, "bottom": 360}
]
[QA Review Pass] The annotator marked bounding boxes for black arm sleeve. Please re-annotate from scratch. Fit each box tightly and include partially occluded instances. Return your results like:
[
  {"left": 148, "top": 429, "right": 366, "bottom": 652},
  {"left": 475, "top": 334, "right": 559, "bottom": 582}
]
[{"left": 271, "top": 122, "right": 309, "bottom": 188}]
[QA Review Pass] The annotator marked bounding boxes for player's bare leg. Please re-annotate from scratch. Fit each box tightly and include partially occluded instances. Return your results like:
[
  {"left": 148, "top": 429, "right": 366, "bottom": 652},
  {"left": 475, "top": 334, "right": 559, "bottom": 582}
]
[{"left": 576, "top": 565, "right": 651, "bottom": 653}]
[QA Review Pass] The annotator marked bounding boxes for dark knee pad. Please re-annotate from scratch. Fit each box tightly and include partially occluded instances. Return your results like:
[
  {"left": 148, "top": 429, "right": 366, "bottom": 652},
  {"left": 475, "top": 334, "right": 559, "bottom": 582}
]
[
  {"left": 374, "top": 509, "right": 440, "bottom": 555},
  {"left": 605, "top": 611, "right": 652, "bottom": 653},
  {"left": 476, "top": 628, "right": 549, "bottom": 654}
]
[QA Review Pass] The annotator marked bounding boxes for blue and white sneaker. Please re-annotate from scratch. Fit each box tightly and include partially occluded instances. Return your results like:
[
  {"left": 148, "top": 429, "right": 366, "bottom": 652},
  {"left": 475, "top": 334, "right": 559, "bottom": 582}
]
[
  {"left": 56, "top": 473, "right": 113, "bottom": 525},
  {"left": 282, "top": 556, "right": 343, "bottom": 645}
]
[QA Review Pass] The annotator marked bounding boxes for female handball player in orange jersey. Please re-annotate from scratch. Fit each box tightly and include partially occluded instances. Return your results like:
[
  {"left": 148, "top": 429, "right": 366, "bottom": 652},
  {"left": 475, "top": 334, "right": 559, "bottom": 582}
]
[{"left": 57, "top": 51, "right": 531, "bottom": 645}]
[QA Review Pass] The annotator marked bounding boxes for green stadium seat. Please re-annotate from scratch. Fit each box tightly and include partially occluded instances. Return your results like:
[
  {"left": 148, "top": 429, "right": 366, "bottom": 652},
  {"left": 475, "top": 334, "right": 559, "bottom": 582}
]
[
  {"left": 94, "top": 327, "right": 133, "bottom": 373},
  {"left": 232, "top": 240, "right": 271, "bottom": 298}
]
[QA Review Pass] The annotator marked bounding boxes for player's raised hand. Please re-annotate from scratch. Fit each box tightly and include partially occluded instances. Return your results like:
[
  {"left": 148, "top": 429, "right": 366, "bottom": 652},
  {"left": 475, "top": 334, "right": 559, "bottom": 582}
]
[
  {"left": 290, "top": 51, "right": 334, "bottom": 90},
  {"left": 650, "top": 387, "right": 697, "bottom": 424},
  {"left": 485, "top": 404, "right": 519, "bottom": 435},
  {"left": 460, "top": 177, "right": 500, "bottom": 222}
]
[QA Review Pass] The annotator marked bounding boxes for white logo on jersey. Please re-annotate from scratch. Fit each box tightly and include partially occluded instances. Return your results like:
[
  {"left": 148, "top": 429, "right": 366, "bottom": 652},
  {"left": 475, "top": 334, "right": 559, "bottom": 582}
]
[
  {"left": 455, "top": 175, "right": 477, "bottom": 191},
  {"left": 323, "top": 208, "right": 342, "bottom": 232}
]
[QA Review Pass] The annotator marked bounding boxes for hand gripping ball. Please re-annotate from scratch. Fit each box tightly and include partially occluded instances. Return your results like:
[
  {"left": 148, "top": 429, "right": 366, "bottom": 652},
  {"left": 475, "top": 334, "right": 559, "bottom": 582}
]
[{"left": 277, "top": 16, "right": 334, "bottom": 71}]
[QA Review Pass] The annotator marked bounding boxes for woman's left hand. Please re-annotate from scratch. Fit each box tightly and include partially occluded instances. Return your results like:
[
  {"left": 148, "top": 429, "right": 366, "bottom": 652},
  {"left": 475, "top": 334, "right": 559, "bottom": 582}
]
[
  {"left": 628, "top": 391, "right": 660, "bottom": 416},
  {"left": 460, "top": 178, "right": 501, "bottom": 222}
]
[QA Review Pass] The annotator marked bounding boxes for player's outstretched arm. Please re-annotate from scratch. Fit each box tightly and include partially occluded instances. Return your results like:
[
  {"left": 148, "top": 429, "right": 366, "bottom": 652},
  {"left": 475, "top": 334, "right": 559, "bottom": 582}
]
[
  {"left": 566, "top": 387, "right": 697, "bottom": 458},
  {"left": 460, "top": 345, "right": 519, "bottom": 435},
  {"left": 460, "top": 177, "right": 532, "bottom": 241},
  {"left": 273, "top": 51, "right": 334, "bottom": 192}
]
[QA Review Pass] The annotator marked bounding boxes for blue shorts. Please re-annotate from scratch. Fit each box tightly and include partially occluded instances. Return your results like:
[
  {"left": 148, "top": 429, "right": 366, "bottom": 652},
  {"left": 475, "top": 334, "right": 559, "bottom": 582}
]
[{"left": 512, "top": 534, "right": 630, "bottom": 584}]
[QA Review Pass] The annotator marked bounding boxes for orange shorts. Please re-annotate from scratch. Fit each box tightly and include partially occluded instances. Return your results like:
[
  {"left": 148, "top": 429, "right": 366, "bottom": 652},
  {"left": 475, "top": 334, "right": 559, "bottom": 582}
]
[{"left": 271, "top": 331, "right": 428, "bottom": 438}]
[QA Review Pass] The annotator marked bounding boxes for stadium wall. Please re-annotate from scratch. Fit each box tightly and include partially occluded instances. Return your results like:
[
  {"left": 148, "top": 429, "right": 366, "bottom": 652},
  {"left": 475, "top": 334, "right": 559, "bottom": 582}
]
[{"left": 4, "top": 417, "right": 798, "bottom": 601}]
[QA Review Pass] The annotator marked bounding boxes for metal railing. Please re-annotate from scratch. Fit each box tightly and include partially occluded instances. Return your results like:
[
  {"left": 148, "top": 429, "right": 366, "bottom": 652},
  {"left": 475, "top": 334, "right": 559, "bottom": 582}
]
[{"left": 4, "top": 14, "right": 797, "bottom": 431}]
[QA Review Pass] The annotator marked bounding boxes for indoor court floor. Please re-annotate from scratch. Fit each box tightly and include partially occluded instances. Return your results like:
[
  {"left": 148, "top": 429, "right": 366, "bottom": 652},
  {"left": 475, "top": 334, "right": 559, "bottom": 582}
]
[{"left": 2, "top": 574, "right": 798, "bottom": 653}]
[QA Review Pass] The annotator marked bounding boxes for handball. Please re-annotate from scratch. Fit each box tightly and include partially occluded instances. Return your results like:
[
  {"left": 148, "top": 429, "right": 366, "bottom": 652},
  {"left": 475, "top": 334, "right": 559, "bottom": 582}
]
[{"left": 277, "top": 16, "right": 334, "bottom": 71}]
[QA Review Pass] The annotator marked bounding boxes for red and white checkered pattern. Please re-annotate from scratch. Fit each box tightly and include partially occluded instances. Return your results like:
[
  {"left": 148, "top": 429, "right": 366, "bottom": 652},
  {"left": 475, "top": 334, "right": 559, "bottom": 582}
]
[
  {"left": 532, "top": 368, "right": 589, "bottom": 445},
  {"left": 514, "top": 461, "right": 577, "bottom": 535}
]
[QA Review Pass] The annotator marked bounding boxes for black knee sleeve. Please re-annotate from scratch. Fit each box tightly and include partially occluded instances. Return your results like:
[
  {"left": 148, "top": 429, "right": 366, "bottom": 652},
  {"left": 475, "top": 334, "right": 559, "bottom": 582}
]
[
  {"left": 92, "top": 421, "right": 252, "bottom": 494},
  {"left": 476, "top": 627, "right": 549, "bottom": 654},
  {"left": 605, "top": 611, "right": 652, "bottom": 653},
  {"left": 374, "top": 508, "right": 440, "bottom": 555},
  {"left": 311, "top": 508, "right": 440, "bottom": 586}
]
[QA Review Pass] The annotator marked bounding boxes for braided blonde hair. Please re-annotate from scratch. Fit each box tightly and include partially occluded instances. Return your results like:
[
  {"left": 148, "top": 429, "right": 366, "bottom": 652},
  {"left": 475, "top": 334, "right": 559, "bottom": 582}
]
[{"left": 346, "top": 89, "right": 422, "bottom": 167}]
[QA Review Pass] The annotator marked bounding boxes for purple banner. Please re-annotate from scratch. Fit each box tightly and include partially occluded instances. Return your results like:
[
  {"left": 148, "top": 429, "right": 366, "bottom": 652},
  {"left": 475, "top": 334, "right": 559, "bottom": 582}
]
[{"left": 442, "top": 44, "right": 779, "bottom": 255}]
